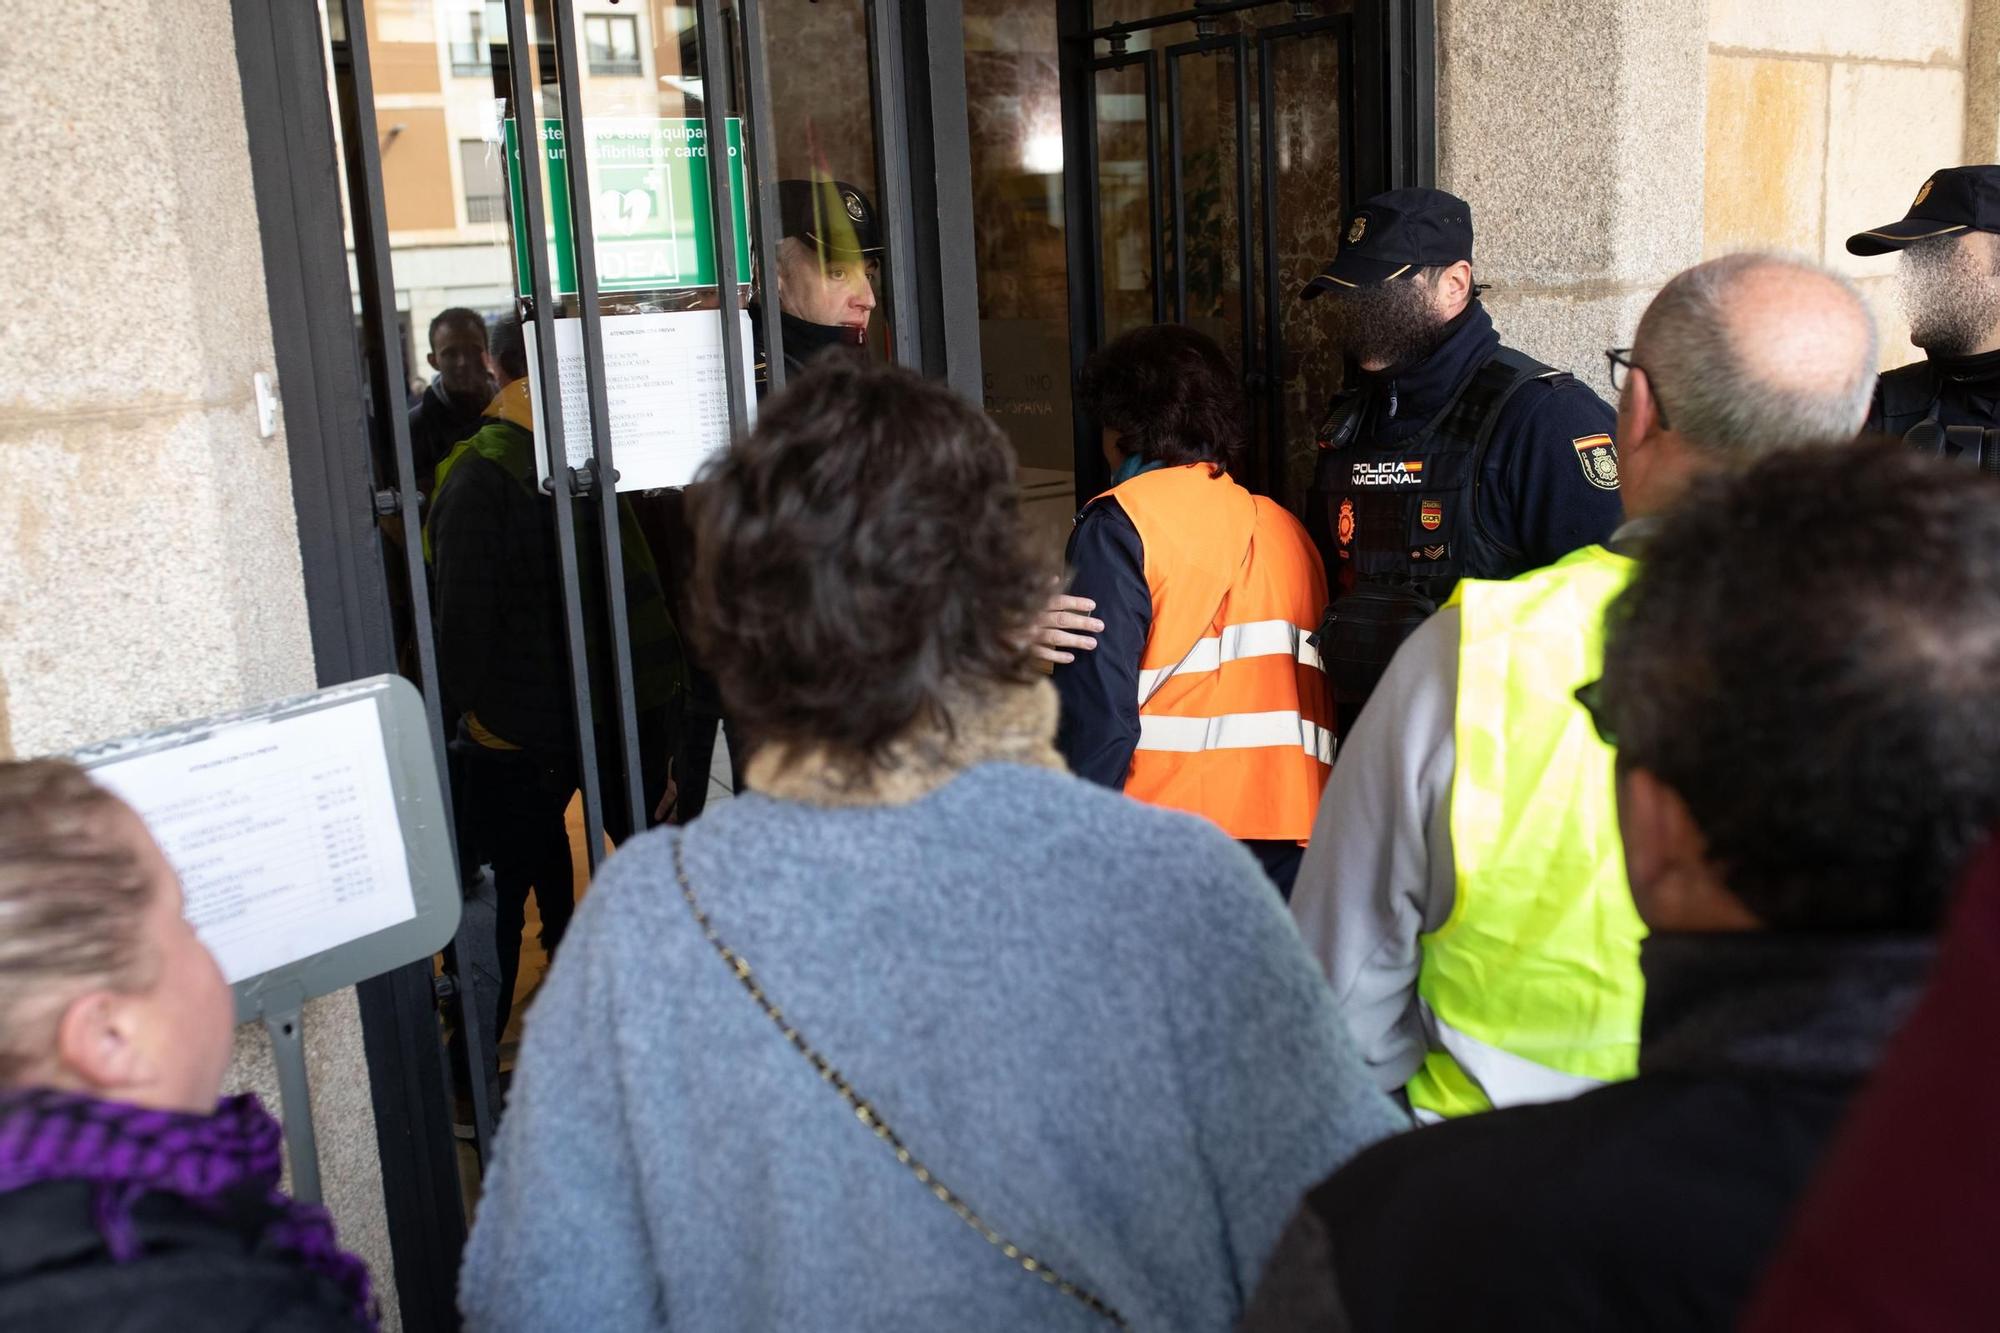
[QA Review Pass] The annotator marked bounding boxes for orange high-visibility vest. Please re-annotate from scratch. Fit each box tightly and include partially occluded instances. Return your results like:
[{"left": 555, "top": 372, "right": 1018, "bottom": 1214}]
[{"left": 1104, "top": 463, "right": 1334, "bottom": 840}]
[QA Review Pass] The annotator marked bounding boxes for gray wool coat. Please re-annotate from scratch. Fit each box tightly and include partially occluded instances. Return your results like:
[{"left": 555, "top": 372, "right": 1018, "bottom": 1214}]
[{"left": 460, "top": 760, "right": 1403, "bottom": 1332}]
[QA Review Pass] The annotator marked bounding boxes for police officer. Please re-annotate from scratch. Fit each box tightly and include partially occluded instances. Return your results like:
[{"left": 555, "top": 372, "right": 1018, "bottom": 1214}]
[
  {"left": 668, "top": 178, "right": 886, "bottom": 824},
  {"left": 762, "top": 177, "right": 883, "bottom": 382},
  {"left": 1849, "top": 164, "right": 2000, "bottom": 470},
  {"left": 1301, "top": 188, "right": 1622, "bottom": 731}
]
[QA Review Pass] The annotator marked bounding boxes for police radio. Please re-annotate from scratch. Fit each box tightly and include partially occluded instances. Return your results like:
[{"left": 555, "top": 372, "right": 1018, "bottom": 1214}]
[{"left": 1906, "top": 419, "right": 2000, "bottom": 477}]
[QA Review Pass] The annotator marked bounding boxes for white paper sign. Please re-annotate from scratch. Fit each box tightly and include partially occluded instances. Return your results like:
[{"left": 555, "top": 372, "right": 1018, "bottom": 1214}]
[
  {"left": 91, "top": 700, "right": 420, "bottom": 985},
  {"left": 525, "top": 310, "right": 757, "bottom": 492}
]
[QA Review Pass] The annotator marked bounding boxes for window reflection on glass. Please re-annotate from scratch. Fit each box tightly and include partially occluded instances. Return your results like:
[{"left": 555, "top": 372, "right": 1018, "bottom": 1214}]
[
  {"left": 584, "top": 14, "right": 643, "bottom": 77},
  {"left": 447, "top": 2, "right": 504, "bottom": 76},
  {"left": 754, "top": 0, "right": 888, "bottom": 366},
  {"left": 1095, "top": 55, "right": 1156, "bottom": 342},
  {"left": 1264, "top": 26, "right": 1348, "bottom": 505},
  {"left": 459, "top": 138, "right": 507, "bottom": 223},
  {"left": 964, "top": 1, "right": 1077, "bottom": 564}
]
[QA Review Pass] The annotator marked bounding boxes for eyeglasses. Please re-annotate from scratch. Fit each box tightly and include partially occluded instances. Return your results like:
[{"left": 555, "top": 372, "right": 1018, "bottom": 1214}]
[
  {"left": 1573, "top": 677, "right": 1616, "bottom": 748},
  {"left": 1605, "top": 348, "right": 1671, "bottom": 431}
]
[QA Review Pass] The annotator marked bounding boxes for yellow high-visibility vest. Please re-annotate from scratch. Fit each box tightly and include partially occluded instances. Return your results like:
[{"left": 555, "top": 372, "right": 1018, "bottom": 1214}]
[{"left": 1407, "top": 544, "right": 1647, "bottom": 1119}]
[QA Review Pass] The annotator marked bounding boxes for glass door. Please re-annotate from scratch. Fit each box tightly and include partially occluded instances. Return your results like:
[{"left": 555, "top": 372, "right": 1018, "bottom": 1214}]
[
  {"left": 243, "top": 2, "right": 982, "bottom": 1308},
  {"left": 1062, "top": 0, "right": 1430, "bottom": 509}
]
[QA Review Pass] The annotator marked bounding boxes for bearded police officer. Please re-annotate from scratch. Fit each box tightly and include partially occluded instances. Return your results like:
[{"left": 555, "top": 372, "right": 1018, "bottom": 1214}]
[
  {"left": 1850, "top": 165, "right": 2000, "bottom": 470},
  {"left": 1302, "top": 188, "right": 1622, "bottom": 731}
]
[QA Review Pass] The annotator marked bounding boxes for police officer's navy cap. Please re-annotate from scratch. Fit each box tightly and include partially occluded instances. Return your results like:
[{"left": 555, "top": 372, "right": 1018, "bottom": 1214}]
[
  {"left": 777, "top": 178, "right": 883, "bottom": 260},
  {"left": 1846, "top": 165, "right": 2000, "bottom": 256},
  {"left": 1301, "top": 187, "right": 1475, "bottom": 299}
]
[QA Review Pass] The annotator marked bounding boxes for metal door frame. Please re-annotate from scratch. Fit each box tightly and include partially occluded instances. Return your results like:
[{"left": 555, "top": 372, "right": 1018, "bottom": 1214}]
[
  {"left": 1059, "top": 0, "right": 1435, "bottom": 503},
  {"left": 230, "top": 1, "right": 983, "bottom": 1325}
]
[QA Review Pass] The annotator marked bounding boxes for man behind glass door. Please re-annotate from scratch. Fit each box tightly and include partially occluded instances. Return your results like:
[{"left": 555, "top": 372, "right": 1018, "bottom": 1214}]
[
  {"left": 668, "top": 177, "right": 886, "bottom": 824},
  {"left": 762, "top": 176, "right": 883, "bottom": 382},
  {"left": 427, "top": 316, "right": 684, "bottom": 1048},
  {"left": 408, "top": 307, "right": 497, "bottom": 498}
]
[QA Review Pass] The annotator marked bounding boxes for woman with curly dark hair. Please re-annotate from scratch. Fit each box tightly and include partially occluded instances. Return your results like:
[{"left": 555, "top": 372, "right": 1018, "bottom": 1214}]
[
  {"left": 462, "top": 359, "right": 1400, "bottom": 1332},
  {"left": 1056, "top": 324, "right": 1336, "bottom": 898}
]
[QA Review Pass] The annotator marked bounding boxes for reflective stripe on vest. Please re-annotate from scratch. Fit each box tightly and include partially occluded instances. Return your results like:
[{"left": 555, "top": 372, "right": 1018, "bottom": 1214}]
[
  {"left": 1104, "top": 464, "right": 1334, "bottom": 842},
  {"left": 1137, "top": 709, "right": 1335, "bottom": 762},
  {"left": 1137, "top": 618, "right": 1326, "bottom": 702},
  {"left": 1407, "top": 544, "right": 1647, "bottom": 1119}
]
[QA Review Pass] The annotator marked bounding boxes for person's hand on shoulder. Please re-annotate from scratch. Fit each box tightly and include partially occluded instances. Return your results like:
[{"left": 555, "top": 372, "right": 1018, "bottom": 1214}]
[{"left": 1029, "top": 593, "right": 1104, "bottom": 665}]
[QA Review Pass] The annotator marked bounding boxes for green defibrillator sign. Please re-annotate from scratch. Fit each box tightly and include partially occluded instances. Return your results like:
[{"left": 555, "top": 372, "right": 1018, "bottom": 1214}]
[{"left": 506, "top": 116, "right": 751, "bottom": 296}]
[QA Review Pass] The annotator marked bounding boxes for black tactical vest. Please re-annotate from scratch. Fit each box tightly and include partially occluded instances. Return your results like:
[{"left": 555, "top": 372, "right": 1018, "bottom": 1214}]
[
  {"left": 1873, "top": 360, "right": 1945, "bottom": 438},
  {"left": 1308, "top": 347, "right": 1567, "bottom": 600},
  {"left": 1305, "top": 348, "right": 1568, "bottom": 727},
  {"left": 1872, "top": 359, "right": 2000, "bottom": 474}
]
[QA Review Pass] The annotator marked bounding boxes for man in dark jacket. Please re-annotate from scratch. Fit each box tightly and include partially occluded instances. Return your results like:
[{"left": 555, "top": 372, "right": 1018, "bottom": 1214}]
[
  {"left": 1240, "top": 443, "right": 2000, "bottom": 1332},
  {"left": 406, "top": 306, "right": 495, "bottom": 497},
  {"left": 428, "top": 317, "right": 683, "bottom": 1039},
  {"left": 1851, "top": 165, "right": 2000, "bottom": 462},
  {"left": 1301, "top": 189, "right": 1622, "bottom": 730}
]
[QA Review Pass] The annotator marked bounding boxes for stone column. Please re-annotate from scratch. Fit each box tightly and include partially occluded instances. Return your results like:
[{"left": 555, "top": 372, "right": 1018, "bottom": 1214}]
[
  {"left": 1965, "top": 2, "right": 2000, "bottom": 169},
  {"left": 1704, "top": 0, "right": 1968, "bottom": 371},
  {"left": 1434, "top": 0, "right": 1712, "bottom": 384},
  {"left": 0, "top": 3, "right": 398, "bottom": 1327}
]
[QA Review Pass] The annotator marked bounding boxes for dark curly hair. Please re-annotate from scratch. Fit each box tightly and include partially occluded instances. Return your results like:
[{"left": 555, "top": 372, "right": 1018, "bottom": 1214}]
[
  {"left": 1599, "top": 441, "right": 2000, "bottom": 932},
  {"left": 688, "top": 359, "right": 1050, "bottom": 768},
  {"left": 1075, "top": 324, "right": 1246, "bottom": 475}
]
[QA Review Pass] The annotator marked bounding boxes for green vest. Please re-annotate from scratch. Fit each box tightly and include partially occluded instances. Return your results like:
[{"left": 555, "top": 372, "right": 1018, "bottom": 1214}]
[{"left": 1406, "top": 545, "right": 1647, "bottom": 1119}]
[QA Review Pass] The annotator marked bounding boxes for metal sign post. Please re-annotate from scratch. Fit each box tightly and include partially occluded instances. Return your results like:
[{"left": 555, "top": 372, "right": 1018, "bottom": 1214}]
[{"left": 77, "top": 676, "right": 462, "bottom": 1203}]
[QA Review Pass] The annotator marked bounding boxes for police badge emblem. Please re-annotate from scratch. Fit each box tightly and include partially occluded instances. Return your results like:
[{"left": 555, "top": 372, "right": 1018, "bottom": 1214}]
[
  {"left": 1419, "top": 499, "right": 1443, "bottom": 531},
  {"left": 1572, "top": 434, "right": 1620, "bottom": 491},
  {"left": 1337, "top": 496, "right": 1356, "bottom": 547},
  {"left": 843, "top": 189, "right": 866, "bottom": 221},
  {"left": 1915, "top": 178, "right": 1935, "bottom": 208},
  {"left": 1347, "top": 216, "right": 1367, "bottom": 245}
]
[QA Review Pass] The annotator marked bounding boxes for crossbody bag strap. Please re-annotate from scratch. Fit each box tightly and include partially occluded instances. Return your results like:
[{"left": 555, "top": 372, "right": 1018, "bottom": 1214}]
[{"left": 670, "top": 836, "right": 1130, "bottom": 1328}]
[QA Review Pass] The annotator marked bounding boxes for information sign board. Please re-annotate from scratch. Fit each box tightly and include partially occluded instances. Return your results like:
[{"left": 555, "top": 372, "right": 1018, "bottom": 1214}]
[
  {"left": 524, "top": 309, "right": 757, "bottom": 492},
  {"left": 77, "top": 676, "right": 460, "bottom": 1022},
  {"left": 507, "top": 116, "right": 752, "bottom": 296}
]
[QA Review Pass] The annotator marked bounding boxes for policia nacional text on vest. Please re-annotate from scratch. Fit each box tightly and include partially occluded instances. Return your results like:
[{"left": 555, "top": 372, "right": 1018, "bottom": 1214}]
[
  {"left": 1297, "top": 190, "right": 1614, "bottom": 724},
  {"left": 1308, "top": 345, "right": 1570, "bottom": 710},
  {"left": 1850, "top": 165, "right": 2000, "bottom": 476}
]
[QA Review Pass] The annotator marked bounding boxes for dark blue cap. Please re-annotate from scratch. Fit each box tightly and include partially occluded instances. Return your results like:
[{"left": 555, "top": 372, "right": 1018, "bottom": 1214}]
[
  {"left": 1847, "top": 166, "right": 2000, "bottom": 256},
  {"left": 777, "top": 178, "right": 882, "bottom": 260},
  {"left": 1302, "top": 187, "right": 1475, "bottom": 299}
]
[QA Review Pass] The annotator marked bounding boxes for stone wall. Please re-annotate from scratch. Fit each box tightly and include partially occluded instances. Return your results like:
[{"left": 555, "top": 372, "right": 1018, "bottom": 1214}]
[
  {"left": 1435, "top": 0, "right": 1710, "bottom": 392},
  {"left": 0, "top": 2, "right": 398, "bottom": 1327},
  {"left": 1704, "top": 0, "right": 1972, "bottom": 370}
]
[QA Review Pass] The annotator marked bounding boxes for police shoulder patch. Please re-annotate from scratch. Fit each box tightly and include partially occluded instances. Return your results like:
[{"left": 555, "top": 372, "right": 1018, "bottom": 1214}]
[{"left": 1572, "top": 433, "right": 1620, "bottom": 491}]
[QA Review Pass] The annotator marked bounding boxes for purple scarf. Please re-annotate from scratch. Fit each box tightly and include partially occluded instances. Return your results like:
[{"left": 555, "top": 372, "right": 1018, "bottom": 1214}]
[{"left": 0, "top": 1089, "right": 376, "bottom": 1330}]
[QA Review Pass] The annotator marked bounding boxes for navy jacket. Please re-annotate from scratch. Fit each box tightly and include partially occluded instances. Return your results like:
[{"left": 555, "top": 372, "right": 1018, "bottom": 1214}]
[
  {"left": 1239, "top": 932, "right": 1931, "bottom": 1333},
  {"left": 1865, "top": 348, "right": 2000, "bottom": 437},
  {"left": 1347, "top": 302, "right": 1623, "bottom": 570},
  {"left": 407, "top": 378, "right": 492, "bottom": 497},
  {"left": 1054, "top": 498, "right": 1150, "bottom": 789}
]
